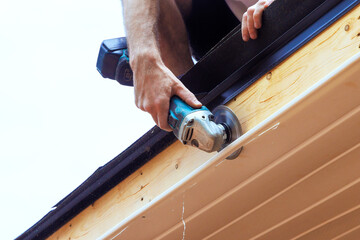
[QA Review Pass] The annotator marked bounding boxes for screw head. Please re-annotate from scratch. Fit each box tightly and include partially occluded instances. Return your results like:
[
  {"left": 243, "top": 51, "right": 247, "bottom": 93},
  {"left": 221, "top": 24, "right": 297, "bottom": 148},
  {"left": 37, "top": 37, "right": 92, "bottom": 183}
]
[{"left": 266, "top": 72, "right": 272, "bottom": 80}]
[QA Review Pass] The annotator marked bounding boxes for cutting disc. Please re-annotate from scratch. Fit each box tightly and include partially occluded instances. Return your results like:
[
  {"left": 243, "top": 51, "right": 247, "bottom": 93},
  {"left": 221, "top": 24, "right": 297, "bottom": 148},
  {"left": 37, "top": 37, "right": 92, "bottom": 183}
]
[{"left": 213, "top": 105, "right": 242, "bottom": 160}]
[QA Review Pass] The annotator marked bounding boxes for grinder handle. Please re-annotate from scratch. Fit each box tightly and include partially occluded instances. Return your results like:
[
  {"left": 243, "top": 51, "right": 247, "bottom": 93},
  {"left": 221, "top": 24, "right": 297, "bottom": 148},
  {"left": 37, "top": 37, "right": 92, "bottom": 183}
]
[{"left": 168, "top": 96, "right": 208, "bottom": 136}]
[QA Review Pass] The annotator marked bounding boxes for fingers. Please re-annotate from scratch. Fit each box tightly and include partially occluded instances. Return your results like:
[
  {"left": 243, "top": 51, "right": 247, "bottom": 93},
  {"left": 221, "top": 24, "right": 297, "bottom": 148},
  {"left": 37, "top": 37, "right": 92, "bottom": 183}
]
[
  {"left": 247, "top": 6, "right": 257, "bottom": 40},
  {"left": 135, "top": 72, "right": 199, "bottom": 132},
  {"left": 242, "top": 13, "right": 250, "bottom": 42},
  {"left": 264, "top": 0, "right": 275, "bottom": 8},
  {"left": 242, "top": 0, "right": 273, "bottom": 42},
  {"left": 133, "top": 56, "right": 201, "bottom": 132},
  {"left": 137, "top": 94, "right": 172, "bottom": 132},
  {"left": 157, "top": 102, "right": 172, "bottom": 131},
  {"left": 143, "top": 81, "right": 201, "bottom": 132},
  {"left": 174, "top": 82, "right": 202, "bottom": 109},
  {"left": 253, "top": 6, "right": 263, "bottom": 29}
]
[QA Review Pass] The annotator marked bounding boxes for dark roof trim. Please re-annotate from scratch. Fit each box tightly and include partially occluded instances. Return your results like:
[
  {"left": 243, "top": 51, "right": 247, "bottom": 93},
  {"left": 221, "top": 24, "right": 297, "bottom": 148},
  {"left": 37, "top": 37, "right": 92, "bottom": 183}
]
[{"left": 17, "top": 0, "right": 358, "bottom": 239}]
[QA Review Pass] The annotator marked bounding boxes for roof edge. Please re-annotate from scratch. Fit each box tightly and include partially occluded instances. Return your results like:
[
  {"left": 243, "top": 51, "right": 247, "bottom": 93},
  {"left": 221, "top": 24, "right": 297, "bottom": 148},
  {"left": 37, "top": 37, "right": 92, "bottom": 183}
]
[{"left": 17, "top": 0, "right": 358, "bottom": 239}]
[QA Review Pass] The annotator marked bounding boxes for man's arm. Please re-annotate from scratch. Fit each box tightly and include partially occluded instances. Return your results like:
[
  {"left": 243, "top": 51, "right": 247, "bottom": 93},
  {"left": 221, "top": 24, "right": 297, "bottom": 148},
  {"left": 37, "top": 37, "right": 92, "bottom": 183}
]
[
  {"left": 242, "top": 0, "right": 275, "bottom": 41},
  {"left": 122, "top": 0, "right": 201, "bottom": 131}
]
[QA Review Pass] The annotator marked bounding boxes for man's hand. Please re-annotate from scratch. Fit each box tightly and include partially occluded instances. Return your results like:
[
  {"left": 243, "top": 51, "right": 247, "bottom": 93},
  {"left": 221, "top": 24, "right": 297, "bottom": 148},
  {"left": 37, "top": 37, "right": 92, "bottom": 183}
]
[
  {"left": 132, "top": 54, "right": 201, "bottom": 132},
  {"left": 122, "top": 0, "right": 197, "bottom": 131},
  {"left": 242, "top": 0, "right": 275, "bottom": 41}
]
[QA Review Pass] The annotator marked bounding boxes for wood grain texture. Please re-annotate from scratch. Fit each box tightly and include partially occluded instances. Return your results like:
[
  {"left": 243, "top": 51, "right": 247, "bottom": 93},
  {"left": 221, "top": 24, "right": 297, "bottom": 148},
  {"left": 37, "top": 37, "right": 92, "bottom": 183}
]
[{"left": 49, "top": 5, "right": 360, "bottom": 240}]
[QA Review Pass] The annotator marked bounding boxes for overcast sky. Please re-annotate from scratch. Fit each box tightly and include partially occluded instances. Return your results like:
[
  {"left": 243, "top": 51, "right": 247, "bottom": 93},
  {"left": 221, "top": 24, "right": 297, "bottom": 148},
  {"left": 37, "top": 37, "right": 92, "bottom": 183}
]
[{"left": 0, "top": 1, "right": 154, "bottom": 239}]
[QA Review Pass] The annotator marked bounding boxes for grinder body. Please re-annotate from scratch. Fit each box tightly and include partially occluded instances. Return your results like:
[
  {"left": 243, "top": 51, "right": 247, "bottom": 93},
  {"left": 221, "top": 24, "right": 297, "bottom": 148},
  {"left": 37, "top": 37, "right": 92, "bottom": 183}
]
[
  {"left": 168, "top": 96, "right": 226, "bottom": 153},
  {"left": 96, "top": 37, "right": 242, "bottom": 159}
]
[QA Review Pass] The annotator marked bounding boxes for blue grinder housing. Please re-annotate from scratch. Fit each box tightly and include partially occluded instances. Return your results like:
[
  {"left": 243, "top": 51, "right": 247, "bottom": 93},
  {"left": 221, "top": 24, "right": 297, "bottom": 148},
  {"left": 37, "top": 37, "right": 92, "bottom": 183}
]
[{"left": 168, "top": 96, "right": 209, "bottom": 138}]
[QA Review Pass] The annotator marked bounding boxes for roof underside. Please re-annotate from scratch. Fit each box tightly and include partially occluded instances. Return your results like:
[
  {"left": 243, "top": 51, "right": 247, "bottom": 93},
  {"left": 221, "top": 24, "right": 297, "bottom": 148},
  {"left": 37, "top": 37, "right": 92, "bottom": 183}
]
[
  {"left": 17, "top": 0, "right": 360, "bottom": 239},
  {"left": 102, "top": 52, "right": 360, "bottom": 240}
]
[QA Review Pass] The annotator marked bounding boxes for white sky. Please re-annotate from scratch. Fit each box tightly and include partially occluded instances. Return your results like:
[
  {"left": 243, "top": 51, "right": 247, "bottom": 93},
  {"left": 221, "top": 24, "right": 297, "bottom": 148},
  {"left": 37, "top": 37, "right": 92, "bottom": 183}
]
[{"left": 0, "top": 0, "right": 154, "bottom": 239}]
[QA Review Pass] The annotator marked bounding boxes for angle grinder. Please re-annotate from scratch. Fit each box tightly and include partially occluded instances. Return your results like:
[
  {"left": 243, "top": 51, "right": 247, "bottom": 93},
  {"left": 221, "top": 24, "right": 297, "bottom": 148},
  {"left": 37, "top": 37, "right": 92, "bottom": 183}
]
[
  {"left": 96, "top": 37, "right": 242, "bottom": 159},
  {"left": 169, "top": 96, "right": 242, "bottom": 159}
]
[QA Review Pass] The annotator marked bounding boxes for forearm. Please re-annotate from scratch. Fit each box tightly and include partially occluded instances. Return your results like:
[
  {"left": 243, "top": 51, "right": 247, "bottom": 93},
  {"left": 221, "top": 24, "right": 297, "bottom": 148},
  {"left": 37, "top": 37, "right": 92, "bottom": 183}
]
[
  {"left": 121, "top": 0, "right": 163, "bottom": 71},
  {"left": 121, "top": 0, "right": 201, "bottom": 131}
]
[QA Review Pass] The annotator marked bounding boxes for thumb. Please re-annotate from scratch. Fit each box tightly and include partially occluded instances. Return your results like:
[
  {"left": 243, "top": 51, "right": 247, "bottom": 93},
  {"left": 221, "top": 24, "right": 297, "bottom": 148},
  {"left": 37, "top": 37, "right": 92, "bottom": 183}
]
[{"left": 174, "top": 83, "right": 202, "bottom": 109}]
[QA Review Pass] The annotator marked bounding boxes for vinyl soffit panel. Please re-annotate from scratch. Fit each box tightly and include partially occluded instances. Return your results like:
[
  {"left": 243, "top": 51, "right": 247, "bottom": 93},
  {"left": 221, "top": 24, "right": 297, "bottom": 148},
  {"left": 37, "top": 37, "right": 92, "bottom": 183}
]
[{"left": 101, "top": 54, "right": 360, "bottom": 240}]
